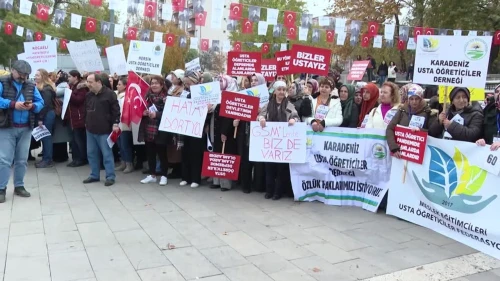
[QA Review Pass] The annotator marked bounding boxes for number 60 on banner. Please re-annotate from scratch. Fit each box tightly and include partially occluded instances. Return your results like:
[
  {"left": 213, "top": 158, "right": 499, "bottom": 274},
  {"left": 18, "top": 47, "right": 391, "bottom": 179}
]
[{"left": 480, "top": 150, "right": 500, "bottom": 176}]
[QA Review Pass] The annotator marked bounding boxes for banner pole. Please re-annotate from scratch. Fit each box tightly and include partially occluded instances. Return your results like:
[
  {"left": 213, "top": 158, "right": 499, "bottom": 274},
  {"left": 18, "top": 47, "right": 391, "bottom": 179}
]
[
  {"left": 233, "top": 127, "right": 238, "bottom": 139},
  {"left": 222, "top": 141, "right": 226, "bottom": 154},
  {"left": 402, "top": 160, "right": 408, "bottom": 183},
  {"left": 443, "top": 85, "right": 448, "bottom": 113}
]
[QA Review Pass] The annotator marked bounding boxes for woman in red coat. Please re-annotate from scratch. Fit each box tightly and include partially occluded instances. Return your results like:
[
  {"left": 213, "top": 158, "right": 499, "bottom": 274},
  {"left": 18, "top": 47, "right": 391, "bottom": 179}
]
[{"left": 66, "top": 70, "right": 89, "bottom": 167}]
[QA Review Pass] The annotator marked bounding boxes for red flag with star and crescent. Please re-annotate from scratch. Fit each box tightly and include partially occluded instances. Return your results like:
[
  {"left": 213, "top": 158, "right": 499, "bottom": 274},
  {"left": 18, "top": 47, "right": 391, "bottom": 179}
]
[
  {"left": 35, "top": 32, "right": 43, "bottom": 41},
  {"left": 367, "top": 21, "right": 379, "bottom": 37},
  {"left": 172, "top": 0, "right": 185, "bottom": 12},
  {"left": 89, "top": 0, "right": 102, "bottom": 6},
  {"left": 229, "top": 3, "right": 242, "bottom": 20},
  {"left": 127, "top": 27, "right": 138, "bottom": 40},
  {"left": 242, "top": 19, "right": 253, "bottom": 34},
  {"left": 398, "top": 39, "right": 406, "bottom": 50},
  {"left": 85, "top": 17, "right": 97, "bottom": 33},
  {"left": 195, "top": 12, "right": 207, "bottom": 26},
  {"left": 4, "top": 22, "right": 13, "bottom": 35},
  {"left": 361, "top": 34, "right": 370, "bottom": 47},
  {"left": 122, "top": 71, "right": 149, "bottom": 126},
  {"left": 286, "top": 26, "right": 297, "bottom": 40},
  {"left": 60, "top": 39, "right": 68, "bottom": 50},
  {"left": 201, "top": 39, "right": 209, "bottom": 51},
  {"left": 233, "top": 41, "right": 242, "bottom": 52},
  {"left": 261, "top": 43, "right": 270, "bottom": 53},
  {"left": 413, "top": 27, "right": 423, "bottom": 40},
  {"left": 494, "top": 31, "right": 500, "bottom": 45},
  {"left": 424, "top": 28, "right": 434, "bottom": 36},
  {"left": 144, "top": 1, "right": 157, "bottom": 18},
  {"left": 326, "top": 30, "right": 335, "bottom": 43},
  {"left": 165, "top": 33, "right": 176, "bottom": 46},
  {"left": 36, "top": 4, "right": 50, "bottom": 21},
  {"left": 284, "top": 11, "right": 296, "bottom": 27}
]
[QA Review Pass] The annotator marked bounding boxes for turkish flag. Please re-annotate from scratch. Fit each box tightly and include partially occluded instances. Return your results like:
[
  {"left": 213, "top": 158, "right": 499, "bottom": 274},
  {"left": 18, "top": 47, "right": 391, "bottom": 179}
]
[
  {"left": 201, "top": 39, "right": 209, "bottom": 51},
  {"left": 122, "top": 71, "right": 149, "bottom": 126},
  {"left": 60, "top": 39, "right": 68, "bottom": 50},
  {"left": 127, "top": 27, "right": 138, "bottom": 40},
  {"left": 195, "top": 12, "right": 207, "bottom": 26},
  {"left": 36, "top": 4, "right": 49, "bottom": 21},
  {"left": 172, "top": 0, "right": 185, "bottom": 12},
  {"left": 286, "top": 26, "right": 297, "bottom": 40},
  {"left": 35, "top": 32, "right": 43, "bottom": 41},
  {"left": 89, "top": 0, "right": 102, "bottom": 6},
  {"left": 284, "top": 11, "right": 296, "bottom": 27},
  {"left": 261, "top": 43, "right": 270, "bottom": 53},
  {"left": 144, "top": 1, "right": 157, "bottom": 18},
  {"left": 4, "top": 22, "right": 13, "bottom": 35},
  {"left": 494, "top": 31, "right": 500, "bottom": 45},
  {"left": 85, "top": 17, "right": 97, "bottom": 33},
  {"left": 424, "top": 28, "right": 434, "bottom": 36},
  {"left": 361, "top": 34, "right": 370, "bottom": 47},
  {"left": 233, "top": 41, "right": 242, "bottom": 52},
  {"left": 229, "top": 3, "right": 243, "bottom": 20},
  {"left": 326, "top": 30, "right": 335, "bottom": 43},
  {"left": 242, "top": 19, "right": 253, "bottom": 34},
  {"left": 413, "top": 27, "right": 423, "bottom": 40},
  {"left": 165, "top": 33, "right": 175, "bottom": 46},
  {"left": 367, "top": 21, "right": 379, "bottom": 37},
  {"left": 398, "top": 39, "right": 406, "bottom": 50}
]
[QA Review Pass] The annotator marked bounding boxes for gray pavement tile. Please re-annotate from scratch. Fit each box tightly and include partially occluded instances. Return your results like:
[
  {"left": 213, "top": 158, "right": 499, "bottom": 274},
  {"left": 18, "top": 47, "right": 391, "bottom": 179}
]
[
  {"left": 77, "top": 221, "right": 118, "bottom": 247},
  {"left": 200, "top": 246, "right": 250, "bottom": 269},
  {"left": 292, "top": 255, "right": 356, "bottom": 281},
  {"left": 93, "top": 267, "right": 142, "bottom": 281},
  {"left": 41, "top": 202, "right": 71, "bottom": 216},
  {"left": 7, "top": 233, "right": 47, "bottom": 258},
  {"left": 9, "top": 220, "right": 43, "bottom": 236},
  {"left": 304, "top": 226, "right": 368, "bottom": 251},
  {"left": 163, "top": 247, "right": 221, "bottom": 280},
  {"left": 45, "top": 230, "right": 81, "bottom": 244},
  {"left": 121, "top": 241, "right": 172, "bottom": 270},
  {"left": 330, "top": 258, "right": 390, "bottom": 280},
  {"left": 217, "top": 231, "right": 272, "bottom": 257},
  {"left": 137, "top": 265, "right": 186, "bottom": 281},
  {"left": 49, "top": 250, "right": 94, "bottom": 281},
  {"left": 304, "top": 242, "right": 358, "bottom": 264},
  {"left": 115, "top": 229, "right": 154, "bottom": 245},
  {"left": 263, "top": 239, "right": 315, "bottom": 260},
  {"left": 197, "top": 215, "right": 240, "bottom": 234},
  {"left": 48, "top": 240, "right": 86, "bottom": 254},
  {"left": 246, "top": 252, "right": 298, "bottom": 275},
  {"left": 221, "top": 264, "right": 273, "bottom": 281},
  {"left": 43, "top": 213, "right": 77, "bottom": 233},
  {"left": 269, "top": 268, "right": 317, "bottom": 281},
  {"left": 85, "top": 244, "right": 133, "bottom": 271},
  {"left": 4, "top": 255, "right": 50, "bottom": 281}
]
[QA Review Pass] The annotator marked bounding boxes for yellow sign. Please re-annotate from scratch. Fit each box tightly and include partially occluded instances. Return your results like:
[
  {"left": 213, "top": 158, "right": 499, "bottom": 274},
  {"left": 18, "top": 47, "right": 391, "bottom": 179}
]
[{"left": 438, "top": 86, "right": 484, "bottom": 103}]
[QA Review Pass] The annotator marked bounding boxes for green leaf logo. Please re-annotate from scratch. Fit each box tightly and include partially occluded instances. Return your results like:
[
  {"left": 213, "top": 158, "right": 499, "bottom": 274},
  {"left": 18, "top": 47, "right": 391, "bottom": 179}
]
[{"left": 452, "top": 148, "right": 487, "bottom": 196}]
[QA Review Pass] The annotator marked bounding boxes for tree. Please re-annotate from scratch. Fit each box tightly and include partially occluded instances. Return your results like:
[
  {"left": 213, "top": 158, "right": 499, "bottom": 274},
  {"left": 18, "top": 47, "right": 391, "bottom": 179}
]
[
  {"left": 185, "top": 49, "right": 199, "bottom": 63},
  {"left": 199, "top": 50, "right": 226, "bottom": 73}
]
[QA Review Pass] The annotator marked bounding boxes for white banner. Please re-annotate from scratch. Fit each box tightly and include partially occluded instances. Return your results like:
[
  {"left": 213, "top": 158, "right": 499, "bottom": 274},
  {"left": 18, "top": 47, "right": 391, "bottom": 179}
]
[
  {"left": 249, "top": 121, "right": 307, "bottom": 163},
  {"left": 159, "top": 97, "right": 208, "bottom": 138},
  {"left": 126, "top": 40, "right": 166, "bottom": 75},
  {"left": 66, "top": 39, "right": 104, "bottom": 72},
  {"left": 105, "top": 44, "right": 128, "bottom": 75},
  {"left": 387, "top": 137, "right": 500, "bottom": 260},
  {"left": 23, "top": 41, "right": 57, "bottom": 75},
  {"left": 413, "top": 35, "right": 492, "bottom": 88},
  {"left": 238, "top": 84, "right": 269, "bottom": 108},
  {"left": 185, "top": 57, "right": 201, "bottom": 72},
  {"left": 190, "top": 81, "right": 221, "bottom": 106},
  {"left": 61, "top": 88, "right": 71, "bottom": 120},
  {"left": 290, "top": 128, "right": 391, "bottom": 212}
]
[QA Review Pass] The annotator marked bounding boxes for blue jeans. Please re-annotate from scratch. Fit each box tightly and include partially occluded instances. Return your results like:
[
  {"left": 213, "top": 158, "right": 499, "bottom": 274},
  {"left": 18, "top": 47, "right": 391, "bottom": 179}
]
[
  {"left": 378, "top": 75, "right": 387, "bottom": 87},
  {"left": 86, "top": 131, "right": 115, "bottom": 181},
  {"left": 0, "top": 127, "right": 32, "bottom": 189},
  {"left": 41, "top": 110, "right": 55, "bottom": 162},
  {"left": 118, "top": 131, "right": 133, "bottom": 163}
]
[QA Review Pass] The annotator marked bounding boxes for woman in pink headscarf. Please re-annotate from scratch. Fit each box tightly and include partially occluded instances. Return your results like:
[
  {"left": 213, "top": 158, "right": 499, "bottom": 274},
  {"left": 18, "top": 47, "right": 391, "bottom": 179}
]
[{"left": 208, "top": 75, "right": 239, "bottom": 192}]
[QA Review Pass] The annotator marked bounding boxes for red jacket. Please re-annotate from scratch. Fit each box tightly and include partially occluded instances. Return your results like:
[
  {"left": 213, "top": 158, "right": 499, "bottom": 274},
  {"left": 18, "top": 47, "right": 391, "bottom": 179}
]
[{"left": 66, "top": 80, "right": 88, "bottom": 129}]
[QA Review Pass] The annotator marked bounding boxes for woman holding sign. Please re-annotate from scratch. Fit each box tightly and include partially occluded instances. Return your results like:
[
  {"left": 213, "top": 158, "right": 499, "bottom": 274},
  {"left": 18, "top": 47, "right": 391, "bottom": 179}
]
[
  {"left": 428, "top": 87, "right": 483, "bottom": 143},
  {"left": 365, "top": 82, "right": 400, "bottom": 129},
  {"left": 386, "top": 84, "right": 437, "bottom": 156},
  {"left": 34, "top": 69, "right": 57, "bottom": 168},
  {"left": 258, "top": 81, "right": 299, "bottom": 200},
  {"left": 304, "top": 77, "right": 343, "bottom": 131}
]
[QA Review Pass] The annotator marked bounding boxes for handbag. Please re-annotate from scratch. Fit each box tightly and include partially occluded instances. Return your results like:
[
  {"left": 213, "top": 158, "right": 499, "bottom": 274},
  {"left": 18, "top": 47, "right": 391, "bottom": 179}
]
[{"left": 53, "top": 97, "right": 62, "bottom": 116}]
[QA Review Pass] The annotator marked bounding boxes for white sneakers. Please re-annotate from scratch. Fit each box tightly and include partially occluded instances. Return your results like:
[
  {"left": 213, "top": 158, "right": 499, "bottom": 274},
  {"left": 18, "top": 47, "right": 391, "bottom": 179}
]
[
  {"left": 159, "top": 176, "right": 168, "bottom": 186},
  {"left": 179, "top": 181, "right": 199, "bottom": 188},
  {"left": 141, "top": 175, "right": 168, "bottom": 186}
]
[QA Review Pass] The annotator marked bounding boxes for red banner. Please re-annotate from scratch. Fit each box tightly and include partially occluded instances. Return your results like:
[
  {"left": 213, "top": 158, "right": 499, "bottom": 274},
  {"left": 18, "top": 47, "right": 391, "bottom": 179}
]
[
  {"left": 227, "top": 52, "right": 261, "bottom": 76},
  {"left": 347, "top": 60, "right": 370, "bottom": 81},
  {"left": 289, "top": 45, "right": 331, "bottom": 76},
  {"left": 219, "top": 91, "right": 259, "bottom": 122},
  {"left": 275, "top": 50, "right": 292, "bottom": 75},
  {"left": 261, "top": 59, "right": 277, "bottom": 81},
  {"left": 201, "top": 152, "right": 241, "bottom": 180},
  {"left": 394, "top": 126, "right": 428, "bottom": 164}
]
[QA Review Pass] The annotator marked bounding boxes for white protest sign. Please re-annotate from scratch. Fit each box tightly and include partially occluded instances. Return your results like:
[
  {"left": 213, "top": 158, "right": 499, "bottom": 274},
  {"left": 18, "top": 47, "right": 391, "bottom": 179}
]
[
  {"left": 23, "top": 41, "right": 57, "bottom": 75},
  {"left": 32, "top": 125, "right": 51, "bottom": 141},
  {"left": 127, "top": 40, "right": 166, "bottom": 75},
  {"left": 105, "top": 44, "right": 128, "bottom": 75},
  {"left": 66, "top": 40, "right": 104, "bottom": 72},
  {"left": 249, "top": 121, "right": 307, "bottom": 163},
  {"left": 61, "top": 88, "right": 71, "bottom": 120},
  {"left": 190, "top": 81, "right": 222, "bottom": 107},
  {"left": 413, "top": 35, "right": 492, "bottom": 88},
  {"left": 238, "top": 84, "right": 269, "bottom": 107},
  {"left": 185, "top": 57, "right": 201, "bottom": 72},
  {"left": 159, "top": 97, "right": 208, "bottom": 138}
]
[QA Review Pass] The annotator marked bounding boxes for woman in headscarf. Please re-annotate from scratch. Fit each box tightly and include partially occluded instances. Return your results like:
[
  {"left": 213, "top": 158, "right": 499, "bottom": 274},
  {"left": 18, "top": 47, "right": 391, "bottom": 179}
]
[
  {"left": 478, "top": 84, "right": 500, "bottom": 145},
  {"left": 304, "top": 77, "right": 343, "bottom": 131},
  {"left": 357, "top": 83, "right": 380, "bottom": 127},
  {"left": 306, "top": 79, "right": 319, "bottom": 98},
  {"left": 386, "top": 84, "right": 437, "bottom": 155},
  {"left": 240, "top": 75, "right": 251, "bottom": 90},
  {"left": 339, "top": 84, "right": 359, "bottom": 128},
  {"left": 287, "top": 81, "right": 304, "bottom": 116},
  {"left": 52, "top": 71, "right": 72, "bottom": 163},
  {"left": 138, "top": 75, "right": 170, "bottom": 186},
  {"left": 365, "top": 82, "right": 401, "bottom": 129},
  {"left": 429, "top": 87, "right": 484, "bottom": 143},
  {"left": 235, "top": 73, "right": 267, "bottom": 193},
  {"left": 209, "top": 74, "right": 238, "bottom": 192},
  {"left": 34, "top": 69, "right": 57, "bottom": 168},
  {"left": 258, "top": 81, "right": 299, "bottom": 200},
  {"left": 179, "top": 71, "right": 206, "bottom": 188}
]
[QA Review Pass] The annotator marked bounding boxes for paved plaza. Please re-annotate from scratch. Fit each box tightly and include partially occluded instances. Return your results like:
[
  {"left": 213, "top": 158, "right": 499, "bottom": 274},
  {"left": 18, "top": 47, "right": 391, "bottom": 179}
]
[{"left": 0, "top": 161, "right": 499, "bottom": 281}]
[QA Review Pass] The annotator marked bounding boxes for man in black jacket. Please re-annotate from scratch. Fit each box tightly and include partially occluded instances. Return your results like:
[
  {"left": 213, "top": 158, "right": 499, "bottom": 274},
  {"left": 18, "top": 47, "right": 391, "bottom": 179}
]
[{"left": 83, "top": 73, "right": 120, "bottom": 186}]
